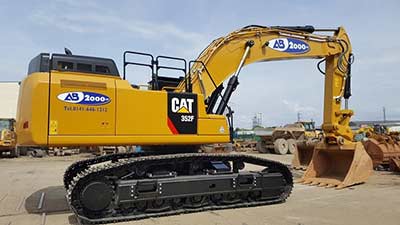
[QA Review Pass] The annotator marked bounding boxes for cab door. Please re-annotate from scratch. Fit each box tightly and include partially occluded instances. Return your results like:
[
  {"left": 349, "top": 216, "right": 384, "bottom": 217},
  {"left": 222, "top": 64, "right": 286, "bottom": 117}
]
[{"left": 49, "top": 71, "right": 116, "bottom": 136}]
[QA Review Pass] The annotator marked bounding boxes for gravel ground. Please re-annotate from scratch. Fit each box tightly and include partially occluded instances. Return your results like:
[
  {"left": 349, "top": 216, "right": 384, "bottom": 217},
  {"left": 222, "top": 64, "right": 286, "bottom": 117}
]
[{"left": 0, "top": 153, "right": 399, "bottom": 225}]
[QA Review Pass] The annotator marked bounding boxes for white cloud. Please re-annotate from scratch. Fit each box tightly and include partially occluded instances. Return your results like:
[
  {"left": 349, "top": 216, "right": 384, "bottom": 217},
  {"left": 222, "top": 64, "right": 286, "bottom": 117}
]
[
  {"left": 280, "top": 99, "right": 320, "bottom": 123},
  {"left": 53, "top": 0, "right": 100, "bottom": 8},
  {"left": 357, "top": 50, "right": 400, "bottom": 66},
  {"left": 30, "top": 5, "right": 206, "bottom": 45},
  {"left": 282, "top": 99, "right": 318, "bottom": 114}
]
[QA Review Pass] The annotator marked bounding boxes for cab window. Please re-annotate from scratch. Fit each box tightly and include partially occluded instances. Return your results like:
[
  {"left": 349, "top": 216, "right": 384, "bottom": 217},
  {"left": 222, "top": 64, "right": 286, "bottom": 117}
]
[
  {"left": 57, "top": 61, "right": 73, "bottom": 70},
  {"left": 96, "top": 65, "right": 111, "bottom": 74},
  {"left": 77, "top": 63, "right": 92, "bottom": 72}
]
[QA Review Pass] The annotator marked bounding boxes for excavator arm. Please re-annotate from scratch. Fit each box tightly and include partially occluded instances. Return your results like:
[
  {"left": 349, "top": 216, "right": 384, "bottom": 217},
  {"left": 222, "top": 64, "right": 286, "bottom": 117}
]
[
  {"left": 177, "top": 25, "right": 353, "bottom": 143},
  {"left": 176, "top": 25, "right": 372, "bottom": 188}
]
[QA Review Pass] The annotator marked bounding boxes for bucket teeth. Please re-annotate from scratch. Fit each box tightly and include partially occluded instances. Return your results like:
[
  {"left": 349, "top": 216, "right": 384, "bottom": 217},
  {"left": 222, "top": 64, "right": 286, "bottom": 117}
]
[
  {"left": 318, "top": 183, "right": 328, "bottom": 187},
  {"left": 326, "top": 184, "right": 336, "bottom": 188},
  {"left": 310, "top": 181, "right": 320, "bottom": 186},
  {"left": 302, "top": 180, "right": 313, "bottom": 185}
]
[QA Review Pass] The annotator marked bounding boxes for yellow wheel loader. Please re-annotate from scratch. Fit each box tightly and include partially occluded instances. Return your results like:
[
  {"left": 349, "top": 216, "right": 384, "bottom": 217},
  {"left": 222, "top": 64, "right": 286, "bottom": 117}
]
[
  {"left": 0, "top": 118, "right": 18, "bottom": 157},
  {"left": 17, "top": 25, "right": 372, "bottom": 223}
]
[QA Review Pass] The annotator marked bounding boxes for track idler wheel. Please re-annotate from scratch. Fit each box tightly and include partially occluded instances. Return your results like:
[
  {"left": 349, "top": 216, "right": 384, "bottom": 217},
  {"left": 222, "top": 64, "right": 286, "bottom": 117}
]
[{"left": 80, "top": 181, "right": 113, "bottom": 212}]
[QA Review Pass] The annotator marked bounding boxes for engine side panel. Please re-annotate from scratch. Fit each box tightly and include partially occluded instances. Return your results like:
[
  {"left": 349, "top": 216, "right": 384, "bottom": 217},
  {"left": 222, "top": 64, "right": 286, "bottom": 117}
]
[{"left": 16, "top": 72, "right": 49, "bottom": 146}]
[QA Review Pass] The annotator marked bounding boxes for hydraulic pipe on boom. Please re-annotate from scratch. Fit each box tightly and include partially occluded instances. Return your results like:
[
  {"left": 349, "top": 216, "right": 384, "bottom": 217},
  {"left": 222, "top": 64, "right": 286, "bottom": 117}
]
[{"left": 344, "top": 53, "right": 353, "bottom": 109}]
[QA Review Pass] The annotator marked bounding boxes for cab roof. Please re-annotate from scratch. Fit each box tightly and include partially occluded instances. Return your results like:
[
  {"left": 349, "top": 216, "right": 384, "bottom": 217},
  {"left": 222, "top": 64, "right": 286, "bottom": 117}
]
[{"left": 28, "top": 53, "right": 120, "bottom": 77}]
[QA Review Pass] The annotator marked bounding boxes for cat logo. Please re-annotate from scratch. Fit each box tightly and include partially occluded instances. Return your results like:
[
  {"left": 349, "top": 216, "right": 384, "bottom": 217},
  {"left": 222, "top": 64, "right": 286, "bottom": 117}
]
[
  {"left": 167, "top": 93, "right": 197, "bottom": 134},
  {"left": 171, "top": 97, "right": 194, "bottom": 114}
]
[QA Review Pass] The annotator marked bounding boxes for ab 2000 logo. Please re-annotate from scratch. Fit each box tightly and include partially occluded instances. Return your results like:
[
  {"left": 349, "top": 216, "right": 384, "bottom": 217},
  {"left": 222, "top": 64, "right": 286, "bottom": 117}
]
[
  {"left": 57, "top": 92, "right": 111, "bottom": 105},
  {"left": 267, "top": 38, "right": 310, "bottom": 54}
]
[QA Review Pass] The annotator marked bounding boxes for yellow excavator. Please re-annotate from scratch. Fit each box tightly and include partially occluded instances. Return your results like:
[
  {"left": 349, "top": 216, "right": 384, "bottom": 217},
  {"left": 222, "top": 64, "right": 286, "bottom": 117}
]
[
  {"left": 0, "top": 118, "right": 18, "bottom": 157},
  {"left": 16, "top": 25, "right": 372, "bottom": 223}
]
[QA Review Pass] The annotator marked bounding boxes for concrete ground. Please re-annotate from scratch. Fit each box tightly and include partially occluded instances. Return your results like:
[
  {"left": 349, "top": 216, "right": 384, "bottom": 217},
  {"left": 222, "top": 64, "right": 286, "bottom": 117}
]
[{"left": 0, "top": 153, "right": 399, "bottom": 225}]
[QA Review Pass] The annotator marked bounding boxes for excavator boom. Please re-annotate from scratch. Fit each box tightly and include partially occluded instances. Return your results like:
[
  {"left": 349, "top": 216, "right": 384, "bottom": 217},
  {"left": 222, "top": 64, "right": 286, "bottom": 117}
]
[{"left": 177, "top": 26, "right": 353, "bottom": 138}]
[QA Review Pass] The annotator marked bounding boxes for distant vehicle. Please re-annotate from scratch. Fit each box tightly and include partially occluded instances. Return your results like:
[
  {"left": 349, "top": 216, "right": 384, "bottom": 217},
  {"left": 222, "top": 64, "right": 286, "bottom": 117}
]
[
  {"left": 255, "top": 121, "right": 321, "bottom": 153},
  {"left": 0, "top": 118, "right": 18, "bottom": 157}
]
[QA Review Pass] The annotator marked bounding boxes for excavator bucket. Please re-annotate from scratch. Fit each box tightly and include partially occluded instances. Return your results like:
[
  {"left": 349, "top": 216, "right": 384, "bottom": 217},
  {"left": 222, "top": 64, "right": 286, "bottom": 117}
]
[
  {"left": 292, "top": 141, "right": 317, "bottom": 170},
  {"left": 390, "top": 158, "right": 400, "bottom": 172},
  {"left": 362, "top": 134, "right": 400, "bottom": 171},
  {"left": 299, "top": 142, "right": 373, "bottom": 189}
]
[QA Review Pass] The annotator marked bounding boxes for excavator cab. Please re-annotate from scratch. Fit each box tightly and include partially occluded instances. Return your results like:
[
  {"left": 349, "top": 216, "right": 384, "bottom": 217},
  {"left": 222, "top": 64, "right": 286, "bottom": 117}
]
[
  {"left": 302, "top": 121, "right": 315, "bottom": 132},
  {"left": 373, "top": 124, "right": 387, "bottom": 135}
]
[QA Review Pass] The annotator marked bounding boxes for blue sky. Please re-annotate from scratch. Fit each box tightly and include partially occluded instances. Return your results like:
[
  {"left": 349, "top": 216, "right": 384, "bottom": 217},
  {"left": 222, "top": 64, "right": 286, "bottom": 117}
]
[{"left": 1, "top": 0, "right": 399, "bottom": 128}]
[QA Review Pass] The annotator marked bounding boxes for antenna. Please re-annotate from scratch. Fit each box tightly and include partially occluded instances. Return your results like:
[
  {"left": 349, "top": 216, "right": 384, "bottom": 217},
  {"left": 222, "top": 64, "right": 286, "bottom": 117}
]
[
  {"left": 297, "top": 112, "right": 301, "bottom": 122},
  {"left": 64, "top": 48, "right": 73, "bottom": 55},
  {"left": 383, "top": 107, "right": 386, "bottom": 122}
]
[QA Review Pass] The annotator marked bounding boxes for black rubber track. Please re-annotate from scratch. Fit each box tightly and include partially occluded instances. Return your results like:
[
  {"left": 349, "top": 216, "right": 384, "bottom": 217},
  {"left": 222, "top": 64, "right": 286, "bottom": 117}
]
[{"left": 66, "top": 153, "right": 293, "bottom": 224}]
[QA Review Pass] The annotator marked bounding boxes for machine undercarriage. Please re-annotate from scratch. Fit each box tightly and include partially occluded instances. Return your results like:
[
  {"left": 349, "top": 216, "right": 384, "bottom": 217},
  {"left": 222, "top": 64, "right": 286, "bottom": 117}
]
[{"left": 65, "top": 153, "right": 293, "bottom": 224}]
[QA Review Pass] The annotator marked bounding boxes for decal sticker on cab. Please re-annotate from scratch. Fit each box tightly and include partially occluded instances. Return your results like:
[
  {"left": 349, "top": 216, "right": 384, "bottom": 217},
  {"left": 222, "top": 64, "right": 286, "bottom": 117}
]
[{"left": 57, "top": 92, "right": 111, "bottom": 105}]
